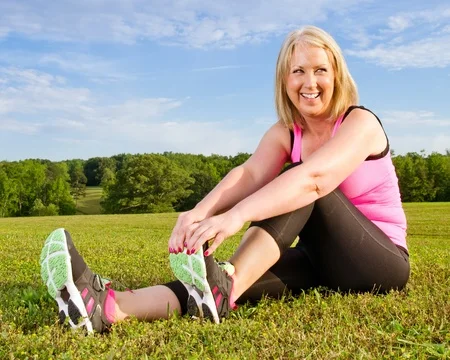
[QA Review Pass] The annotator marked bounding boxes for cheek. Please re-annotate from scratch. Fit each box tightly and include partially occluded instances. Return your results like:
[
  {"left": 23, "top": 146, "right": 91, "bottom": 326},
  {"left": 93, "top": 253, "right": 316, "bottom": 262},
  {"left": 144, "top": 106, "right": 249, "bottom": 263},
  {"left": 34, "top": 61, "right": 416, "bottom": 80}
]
[
  {"left": 286, "top": 77, "right": 300, "bottom": 93},
  {"left": 320, "top": 78, "right": 334, "bottom": 99}
]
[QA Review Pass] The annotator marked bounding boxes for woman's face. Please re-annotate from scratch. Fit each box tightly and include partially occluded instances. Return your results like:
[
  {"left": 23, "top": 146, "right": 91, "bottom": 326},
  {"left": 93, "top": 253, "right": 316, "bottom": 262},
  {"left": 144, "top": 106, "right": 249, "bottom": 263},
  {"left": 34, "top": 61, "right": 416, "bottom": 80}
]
[{"left": 286, "top": 44, "right": 335, "bottom": 122}]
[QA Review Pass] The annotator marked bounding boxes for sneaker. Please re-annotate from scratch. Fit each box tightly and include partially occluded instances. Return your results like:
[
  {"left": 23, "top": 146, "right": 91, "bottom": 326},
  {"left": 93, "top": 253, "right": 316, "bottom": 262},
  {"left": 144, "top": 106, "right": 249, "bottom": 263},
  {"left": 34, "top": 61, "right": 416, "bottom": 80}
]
[
  {"left": 169, "top": 244, "right": 236, "bottom": 323},
  {"left": 40, "top": 228, "right": 112, "bottom": 333}
]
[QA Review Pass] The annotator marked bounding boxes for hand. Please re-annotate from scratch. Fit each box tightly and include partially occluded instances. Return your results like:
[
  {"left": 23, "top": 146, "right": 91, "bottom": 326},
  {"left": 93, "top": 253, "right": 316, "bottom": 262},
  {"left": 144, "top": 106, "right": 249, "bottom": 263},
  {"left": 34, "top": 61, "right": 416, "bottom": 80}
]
[
  {"left": 185, "top": 209, "right": 245, "bottom": 256},
  {"left": 168, "top": 210, "right": 206, "bottom": 254}
]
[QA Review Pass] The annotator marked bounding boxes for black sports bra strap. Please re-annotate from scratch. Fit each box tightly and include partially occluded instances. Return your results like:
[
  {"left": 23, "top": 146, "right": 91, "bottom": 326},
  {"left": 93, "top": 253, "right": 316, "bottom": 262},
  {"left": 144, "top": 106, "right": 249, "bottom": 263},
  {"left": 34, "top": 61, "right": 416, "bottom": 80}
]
[{"left": 342, "top": 105, "right": 390, "bottom": 161}]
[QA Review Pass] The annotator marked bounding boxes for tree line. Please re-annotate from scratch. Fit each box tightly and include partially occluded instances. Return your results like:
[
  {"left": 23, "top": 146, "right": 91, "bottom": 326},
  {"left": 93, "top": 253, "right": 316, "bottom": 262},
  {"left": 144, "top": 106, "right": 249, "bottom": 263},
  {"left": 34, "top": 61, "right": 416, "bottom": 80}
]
[{"left": 0, "top": 150, "right": 448, "bottom": 217}]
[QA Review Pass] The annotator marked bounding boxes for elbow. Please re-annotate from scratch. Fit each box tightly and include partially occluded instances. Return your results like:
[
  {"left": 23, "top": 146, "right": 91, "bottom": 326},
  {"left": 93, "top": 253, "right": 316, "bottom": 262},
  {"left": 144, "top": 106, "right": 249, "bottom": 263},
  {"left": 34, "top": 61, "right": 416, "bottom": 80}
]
[{"left": 310, "top": 172, "right": 333, "bottom": 199}]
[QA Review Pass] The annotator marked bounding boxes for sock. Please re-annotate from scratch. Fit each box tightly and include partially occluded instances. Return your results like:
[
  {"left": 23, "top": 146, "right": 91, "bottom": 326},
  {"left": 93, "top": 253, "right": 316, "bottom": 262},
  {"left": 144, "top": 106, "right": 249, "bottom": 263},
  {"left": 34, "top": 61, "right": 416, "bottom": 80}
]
[{"left": 103, "top": 288, "right": 116, "bottom": 323}]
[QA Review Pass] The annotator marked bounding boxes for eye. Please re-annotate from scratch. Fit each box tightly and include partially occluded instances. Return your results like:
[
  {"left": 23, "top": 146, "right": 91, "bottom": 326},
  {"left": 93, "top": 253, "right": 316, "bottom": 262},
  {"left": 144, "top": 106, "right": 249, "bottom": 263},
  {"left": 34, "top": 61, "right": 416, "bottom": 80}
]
[
  {"left": 293, "top": 68, "right": 304, "bottom": 74},
  {"left": 315, "top": 68, "right": 327, "bottom": 73}
]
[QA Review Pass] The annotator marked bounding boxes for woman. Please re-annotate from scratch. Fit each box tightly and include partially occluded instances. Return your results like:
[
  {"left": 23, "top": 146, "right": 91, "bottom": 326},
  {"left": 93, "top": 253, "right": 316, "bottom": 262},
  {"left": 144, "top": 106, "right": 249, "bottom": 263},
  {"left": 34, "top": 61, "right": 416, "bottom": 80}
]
[{"left": 40, "top": 26, "right": 409, "bottom": 333}]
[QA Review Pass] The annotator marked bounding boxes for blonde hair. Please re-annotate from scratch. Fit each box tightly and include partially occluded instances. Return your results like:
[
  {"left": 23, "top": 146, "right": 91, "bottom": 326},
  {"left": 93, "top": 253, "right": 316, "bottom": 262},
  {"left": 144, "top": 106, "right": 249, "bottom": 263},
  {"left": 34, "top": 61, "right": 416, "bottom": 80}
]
[{"left": 275, "top": 26, "right": 358, "bottom": 129}]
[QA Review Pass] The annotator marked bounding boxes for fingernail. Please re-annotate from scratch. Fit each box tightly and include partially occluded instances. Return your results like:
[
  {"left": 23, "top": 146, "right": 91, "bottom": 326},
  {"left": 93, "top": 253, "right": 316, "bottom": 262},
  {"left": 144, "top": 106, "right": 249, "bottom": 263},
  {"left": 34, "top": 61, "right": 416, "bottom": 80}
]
[
  {"left": 169, "top": 247, "right": 173, "bottom": 253},
  {"left": 178, "top": 247, "right": 182, "bottom": 253},
  {"left": 184, "top": 242, "right": 188, "bottom": 247},
  {"left": 204, "top": 250, "right": 209, "bottom": 257}
]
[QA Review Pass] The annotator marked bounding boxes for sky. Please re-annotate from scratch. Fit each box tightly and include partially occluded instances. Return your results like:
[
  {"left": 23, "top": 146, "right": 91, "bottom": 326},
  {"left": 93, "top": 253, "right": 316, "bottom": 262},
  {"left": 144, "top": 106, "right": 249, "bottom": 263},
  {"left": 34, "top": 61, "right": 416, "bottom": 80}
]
[{"left": 0, "top": 0, "right": 449, "bottom": 161}]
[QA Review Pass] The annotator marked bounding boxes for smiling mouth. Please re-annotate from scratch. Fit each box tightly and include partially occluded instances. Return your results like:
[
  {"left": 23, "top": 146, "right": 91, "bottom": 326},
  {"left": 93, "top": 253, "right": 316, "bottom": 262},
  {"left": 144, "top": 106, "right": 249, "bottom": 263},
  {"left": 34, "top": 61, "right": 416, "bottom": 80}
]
[{"left": 301, "top": 93, "right": 320, "bottom": 99}]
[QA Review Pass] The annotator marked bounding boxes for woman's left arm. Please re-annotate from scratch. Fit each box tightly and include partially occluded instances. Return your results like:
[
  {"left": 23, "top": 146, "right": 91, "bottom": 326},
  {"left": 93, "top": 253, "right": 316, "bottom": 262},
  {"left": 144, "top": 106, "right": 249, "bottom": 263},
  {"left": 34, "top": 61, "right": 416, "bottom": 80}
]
[{"left": 188, "top": 109, "right": 386, "bottom": 254}]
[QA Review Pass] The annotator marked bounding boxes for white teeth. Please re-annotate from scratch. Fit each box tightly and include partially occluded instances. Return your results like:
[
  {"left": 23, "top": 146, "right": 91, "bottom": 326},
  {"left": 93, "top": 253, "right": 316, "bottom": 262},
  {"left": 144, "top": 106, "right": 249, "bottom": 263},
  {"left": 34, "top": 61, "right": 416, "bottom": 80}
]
[{"left": 301, "top": 93, "right": 320, "bottom": 99}]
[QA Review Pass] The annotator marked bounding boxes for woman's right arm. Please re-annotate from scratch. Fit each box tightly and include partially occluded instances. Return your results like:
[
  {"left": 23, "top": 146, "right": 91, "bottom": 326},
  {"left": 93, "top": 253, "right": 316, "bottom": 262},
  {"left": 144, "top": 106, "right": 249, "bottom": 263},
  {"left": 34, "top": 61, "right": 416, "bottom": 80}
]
[{"left": 168, "top": 122, "right": 291, "bottom": 252}]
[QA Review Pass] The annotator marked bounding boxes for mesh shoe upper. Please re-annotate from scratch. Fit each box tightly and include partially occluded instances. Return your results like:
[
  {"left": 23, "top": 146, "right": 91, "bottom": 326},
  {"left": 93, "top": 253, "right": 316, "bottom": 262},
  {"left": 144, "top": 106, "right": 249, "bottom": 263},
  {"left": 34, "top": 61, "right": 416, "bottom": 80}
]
[
  {"left": 203, "top": 247, "right": 237, "bottom": 320},
  {"left": 65, "top": 231, "right": 112, "bottom": 333}
]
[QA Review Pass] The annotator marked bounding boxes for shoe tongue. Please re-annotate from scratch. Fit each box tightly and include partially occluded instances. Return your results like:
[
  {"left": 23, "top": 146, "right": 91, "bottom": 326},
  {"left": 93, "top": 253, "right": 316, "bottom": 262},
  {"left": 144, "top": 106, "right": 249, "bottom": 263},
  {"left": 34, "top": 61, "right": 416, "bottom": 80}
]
[
  {"left": 218, "top": 261, "right": 235, "bottom": 276},
  {"left": 92, "top": 274, "right": 106, "bottom": 292}
]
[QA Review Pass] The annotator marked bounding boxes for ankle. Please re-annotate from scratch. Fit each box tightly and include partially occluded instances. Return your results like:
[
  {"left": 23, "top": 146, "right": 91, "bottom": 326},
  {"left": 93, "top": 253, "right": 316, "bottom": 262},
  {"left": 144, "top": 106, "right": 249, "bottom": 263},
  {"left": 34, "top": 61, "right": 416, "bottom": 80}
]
[{"left": 103, "top": 288, "right": 117, "bottom": 323}]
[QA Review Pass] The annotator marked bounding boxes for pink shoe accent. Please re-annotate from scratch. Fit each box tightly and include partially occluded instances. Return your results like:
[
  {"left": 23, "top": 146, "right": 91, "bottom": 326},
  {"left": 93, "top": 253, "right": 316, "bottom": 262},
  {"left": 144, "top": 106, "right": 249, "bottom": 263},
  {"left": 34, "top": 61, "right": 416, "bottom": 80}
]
[
  {"left": 212, "top": 286, "right": 218, "bottom": 295},
  {"left": 103, "top": 288, "right": 116, "bottom": 323},
  {"left": 215, "top": 293, "right": 223, "bottom": 308},
  {"left": 229, "top": 274, "right": 237, "bottom": 309},
  {"left": 81, "top": 288, "right": 88, "bottom": 299},
  {"left": 86, "top": 297, "right": 95, "bottom": 315}
]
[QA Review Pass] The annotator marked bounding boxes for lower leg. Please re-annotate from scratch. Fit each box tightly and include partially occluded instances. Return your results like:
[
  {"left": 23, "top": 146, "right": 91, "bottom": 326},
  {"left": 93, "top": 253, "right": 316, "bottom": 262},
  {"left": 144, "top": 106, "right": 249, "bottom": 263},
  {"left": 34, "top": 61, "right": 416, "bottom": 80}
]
[
  {"left": 229, "top": 227, "right": 281, "bottom": 300},
  {"left": 113, "top": 285, "right": 182, "bottom": 322}
]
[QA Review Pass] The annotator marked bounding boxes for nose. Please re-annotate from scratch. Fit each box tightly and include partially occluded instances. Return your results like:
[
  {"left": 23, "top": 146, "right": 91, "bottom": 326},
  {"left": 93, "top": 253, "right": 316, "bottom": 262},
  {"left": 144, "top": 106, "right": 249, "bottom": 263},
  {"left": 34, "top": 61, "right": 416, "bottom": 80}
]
[{"left": 304, "top": 72, "right": 316, "bottom": 89}]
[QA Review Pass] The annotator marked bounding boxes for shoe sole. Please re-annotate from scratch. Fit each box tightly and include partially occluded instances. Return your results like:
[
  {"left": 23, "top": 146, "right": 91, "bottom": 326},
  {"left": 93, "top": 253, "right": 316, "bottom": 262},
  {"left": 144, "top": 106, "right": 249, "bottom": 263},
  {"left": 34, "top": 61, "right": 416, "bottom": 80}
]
[
  {"left": 169, "top": 250, "right": 220, "bottom": 323},
  {"left": 40, "top": 228, "right": 94, "bottom": 333}
]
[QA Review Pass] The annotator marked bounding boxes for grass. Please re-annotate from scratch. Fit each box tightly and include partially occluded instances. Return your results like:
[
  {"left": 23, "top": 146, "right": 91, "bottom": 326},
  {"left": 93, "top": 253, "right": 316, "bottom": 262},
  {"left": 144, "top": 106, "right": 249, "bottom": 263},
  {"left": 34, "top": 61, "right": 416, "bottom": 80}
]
[
  {"left": 0, "top": 203, "right": 449, "bottom": 359},
  {"left": 75, "top": 187, "right": 103, "bottom": 215}
]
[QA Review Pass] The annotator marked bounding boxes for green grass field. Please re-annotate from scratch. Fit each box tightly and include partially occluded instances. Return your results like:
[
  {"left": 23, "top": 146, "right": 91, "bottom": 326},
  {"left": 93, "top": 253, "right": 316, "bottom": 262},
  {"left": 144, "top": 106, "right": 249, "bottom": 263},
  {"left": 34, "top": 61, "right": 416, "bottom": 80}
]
[
  {"left": 75, "top": 186, "right": 103, "bottom": 215},
  {"left": 0, "top": 203, "right": 449, "bottom": 359}
]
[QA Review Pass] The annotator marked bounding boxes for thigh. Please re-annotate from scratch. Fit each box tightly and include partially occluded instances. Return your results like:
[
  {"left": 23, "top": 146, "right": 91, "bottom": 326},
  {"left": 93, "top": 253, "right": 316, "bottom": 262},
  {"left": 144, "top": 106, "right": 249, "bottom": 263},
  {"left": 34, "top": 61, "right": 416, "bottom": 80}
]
[
  {"left": 237, "top": 245, "right": 320, "bottom": 304},
  {"left": 300, "top": 189, "right": 410, "bottom": 292}
]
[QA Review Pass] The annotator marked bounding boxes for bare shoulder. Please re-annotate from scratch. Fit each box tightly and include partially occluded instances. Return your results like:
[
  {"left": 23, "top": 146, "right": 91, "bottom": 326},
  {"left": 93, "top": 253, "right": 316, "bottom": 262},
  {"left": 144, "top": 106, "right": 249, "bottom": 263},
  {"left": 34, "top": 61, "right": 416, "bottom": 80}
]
[
  {"left": 264, "top": 121, "right": 291, "bottom": 151},
  {"left": 245, "top": 121, "right": 291, "bottom": 174},
  {"left": 337, "top": 107, "right": 386, "bottom": 156},
  {"left": 342, "top": 107, "right": 380, "bottom": 129}
]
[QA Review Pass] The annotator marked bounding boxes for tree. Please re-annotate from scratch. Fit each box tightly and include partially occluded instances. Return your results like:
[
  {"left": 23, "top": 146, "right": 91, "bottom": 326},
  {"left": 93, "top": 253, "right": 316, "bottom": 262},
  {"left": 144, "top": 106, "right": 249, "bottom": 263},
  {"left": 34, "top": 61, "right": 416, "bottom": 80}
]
[
  {"left": 66, "top": 160, "right": 88, "bottom": 202},
  {"left": 44, "top": 162, "right": 77, "bottom": 215},
  {"left": 84, "top": 157, "right": 116, "bottom": 186},
  {"left": 102, "top": 154, "right": 193, "bottom": 214},
  {"left": 0, "top": 164, "right": 18, "bottom": 217}
]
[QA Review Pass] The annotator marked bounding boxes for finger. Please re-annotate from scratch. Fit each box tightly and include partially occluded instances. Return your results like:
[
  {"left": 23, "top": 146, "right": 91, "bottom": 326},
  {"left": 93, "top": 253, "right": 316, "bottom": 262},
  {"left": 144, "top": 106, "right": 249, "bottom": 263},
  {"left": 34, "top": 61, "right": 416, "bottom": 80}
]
[
  {"left": 168, "top": 231, "right": 183, "bottom": 254},
  {"left": 186, "top": 222, "right": 210, "bottom": 250},
  {"left": 204, "top": 232, "right": 226, "bottom": 256},
  {"left": 184, "top": 222, "right": 201, "bottom": 247},
  {"left": 169, "top": 220, "right": 187, "bottom": 253},
  {"left": 191, "top": 227, "right": 218, "bottom": 255}
]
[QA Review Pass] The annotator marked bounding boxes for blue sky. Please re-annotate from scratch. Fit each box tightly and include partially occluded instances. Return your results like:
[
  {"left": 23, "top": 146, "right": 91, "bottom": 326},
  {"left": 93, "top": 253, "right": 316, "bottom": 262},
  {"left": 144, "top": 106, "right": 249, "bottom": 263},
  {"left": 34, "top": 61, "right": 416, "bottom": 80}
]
[{"left": 0, "top": 0, "right": 449, "bottom": 161}]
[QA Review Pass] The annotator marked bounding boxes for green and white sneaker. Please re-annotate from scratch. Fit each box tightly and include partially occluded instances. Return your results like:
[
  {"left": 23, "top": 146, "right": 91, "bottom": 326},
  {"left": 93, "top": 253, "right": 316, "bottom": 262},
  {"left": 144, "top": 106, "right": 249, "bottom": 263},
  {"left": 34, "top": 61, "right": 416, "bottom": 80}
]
[
  {"left": 40, "top": 228, "right": 112, "bottom": 333},
  {"left": 169, "top": 244, "right": 236, "bottom": 324}
]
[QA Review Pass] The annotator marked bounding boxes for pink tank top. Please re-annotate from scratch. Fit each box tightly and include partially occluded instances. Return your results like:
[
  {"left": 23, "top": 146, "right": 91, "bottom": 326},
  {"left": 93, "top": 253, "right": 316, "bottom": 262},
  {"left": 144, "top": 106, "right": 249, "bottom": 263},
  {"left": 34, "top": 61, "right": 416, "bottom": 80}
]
[{"left": 291, "top": 111, "right": 407, "bottom": 250}]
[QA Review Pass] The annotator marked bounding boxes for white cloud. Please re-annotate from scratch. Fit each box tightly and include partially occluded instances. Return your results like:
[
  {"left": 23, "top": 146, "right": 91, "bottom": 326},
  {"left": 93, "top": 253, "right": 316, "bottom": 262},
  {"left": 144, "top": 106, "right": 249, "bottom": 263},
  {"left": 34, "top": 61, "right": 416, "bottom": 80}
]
[
  {"left": 0, "top": 64, "right": 265, "bottom": 157},
  {"left": 0, "top": 67, "right": 91, "bottom": 116},
  {"left": 0, "top": 66, "right": 185, "bottom": 136},
  {"left": 347, "top": 6, "right": 450, "bottom": 69},
  {"left": 39, "top": 53, "right": 130, "bottom": 82},
  {"left": 0, "top": 119, "right": 41, "bottom": 134},
  {"left": 385, "top": 7, "right": 450, "bottom": 34},
  {"left": 387, "top": 16, "right": 412, "bottom": 33},
  {"left": 382, "top": 110, "right": 450, "bottom": 127},
  {"left": 347, "top": 35, "right": 450, "bottom": 69},
  {"left": 0, "top": 0, "right": 363, "bottom": 48}
]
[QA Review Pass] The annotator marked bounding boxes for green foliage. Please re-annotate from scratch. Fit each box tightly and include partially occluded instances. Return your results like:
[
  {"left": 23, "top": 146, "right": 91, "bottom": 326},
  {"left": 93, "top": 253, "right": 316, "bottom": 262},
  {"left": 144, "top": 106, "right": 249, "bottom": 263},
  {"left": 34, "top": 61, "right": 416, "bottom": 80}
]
[
  {"left": 102, "top": 154, "right": 194, "bottom": 214},
  {"left": 0, "top": 203, "right": 449, "bottom": 358},
  {"left": 66, "top": 159, "right": 87, "bottom": 201},
  {"left": 83, "top": 157, "right": 117, "bottom": 186},
  {"left": 30, "top": 199, "right": 59, "bottom": 216},
  {"left": 393, "top": 151, "right": 450, "bottom": 202},
  {"left": 0, "top": 160, "right": 75, "bottom": 217},
  {"left": 0, "top": 150, "right": 448, "bottom": 217}
]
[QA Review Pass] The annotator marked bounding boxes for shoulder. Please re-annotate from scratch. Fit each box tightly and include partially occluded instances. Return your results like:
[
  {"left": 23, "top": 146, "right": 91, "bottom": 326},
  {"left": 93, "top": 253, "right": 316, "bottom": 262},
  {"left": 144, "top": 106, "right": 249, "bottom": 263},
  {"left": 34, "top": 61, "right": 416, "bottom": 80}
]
[
  {"left": 265, "top": 121, "right": 292, "bottom": 150},
  {"left": 337, "top": 106, "right": 387, "bottom": 157},
  {"left": 252, "top": 121, "right": 291, "bottom": 160},
  {"left": 342, "top": 106, "right": 381, "bottom": 128}
]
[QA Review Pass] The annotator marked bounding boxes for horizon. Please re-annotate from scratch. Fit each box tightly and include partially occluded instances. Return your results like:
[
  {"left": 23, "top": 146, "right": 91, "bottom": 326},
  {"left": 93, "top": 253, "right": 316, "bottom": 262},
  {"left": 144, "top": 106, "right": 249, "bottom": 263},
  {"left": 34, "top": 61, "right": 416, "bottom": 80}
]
[{"left": 1, "top": 0, "right": 449, "bottom": 162}]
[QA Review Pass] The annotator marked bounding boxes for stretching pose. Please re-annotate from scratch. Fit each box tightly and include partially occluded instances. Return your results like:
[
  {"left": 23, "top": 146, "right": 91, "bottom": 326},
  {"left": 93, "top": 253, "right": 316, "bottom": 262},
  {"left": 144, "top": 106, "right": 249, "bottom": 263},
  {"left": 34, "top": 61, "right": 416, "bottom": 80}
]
[{"left": 40, "top": 26, "right": 409, "bottom": 333}]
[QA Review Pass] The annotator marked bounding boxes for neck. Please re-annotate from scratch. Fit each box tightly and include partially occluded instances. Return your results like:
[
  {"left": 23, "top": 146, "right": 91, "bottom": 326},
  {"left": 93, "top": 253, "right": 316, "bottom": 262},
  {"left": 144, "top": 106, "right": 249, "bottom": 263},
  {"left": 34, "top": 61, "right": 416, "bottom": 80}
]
[{"left": 303, "top": 115, "right": 335, "bottom": 137}]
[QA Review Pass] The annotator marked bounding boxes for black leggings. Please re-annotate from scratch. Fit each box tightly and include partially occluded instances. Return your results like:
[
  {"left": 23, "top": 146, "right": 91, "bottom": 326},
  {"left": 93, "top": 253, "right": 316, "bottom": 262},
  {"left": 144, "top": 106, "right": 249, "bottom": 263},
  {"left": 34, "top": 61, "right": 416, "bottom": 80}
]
[{"left": 165, "top": 164, "right": 410, "bottom": 312}]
